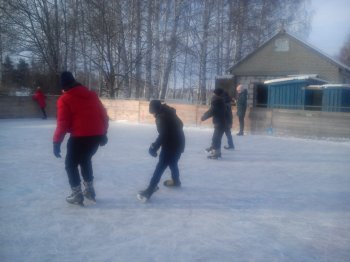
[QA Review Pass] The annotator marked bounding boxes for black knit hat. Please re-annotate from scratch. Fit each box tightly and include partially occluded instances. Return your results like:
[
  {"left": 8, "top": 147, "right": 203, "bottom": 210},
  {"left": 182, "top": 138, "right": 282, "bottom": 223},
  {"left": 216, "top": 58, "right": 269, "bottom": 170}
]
[
  {"left": 149, "top": 100, "right": 162, "bottom": 114},
  {"left": 60, "top": 71, "right": 77, "bottom": 90},
  {"left": 213, "top": 87, "right": 224, "bottom": 96}
]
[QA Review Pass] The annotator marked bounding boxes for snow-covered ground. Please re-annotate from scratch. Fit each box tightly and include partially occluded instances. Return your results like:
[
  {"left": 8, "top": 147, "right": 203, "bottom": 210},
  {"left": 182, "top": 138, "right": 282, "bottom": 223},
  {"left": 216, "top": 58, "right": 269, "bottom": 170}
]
[{"left": 1, "top": 119, "right": 350, "bottom": 262}]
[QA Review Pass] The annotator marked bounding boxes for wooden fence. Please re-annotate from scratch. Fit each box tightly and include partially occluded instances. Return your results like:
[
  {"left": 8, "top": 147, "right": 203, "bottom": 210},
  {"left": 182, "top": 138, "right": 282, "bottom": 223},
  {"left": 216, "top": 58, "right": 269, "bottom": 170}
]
[{"left": 1, "top": 96, "right": 349, "bottom": 139}]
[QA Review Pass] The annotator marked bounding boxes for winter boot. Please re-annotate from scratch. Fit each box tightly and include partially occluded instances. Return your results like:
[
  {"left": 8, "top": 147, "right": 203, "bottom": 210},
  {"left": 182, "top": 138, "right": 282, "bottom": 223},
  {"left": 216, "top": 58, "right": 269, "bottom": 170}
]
[
  {"left": 207, "top": 149, "right": 221, "bottom": 159},
  {"left": 83, "top": 181, "right": 96, "bottom": 202},
  {"left": 137, "top": 186, "right": 159, "bottom": 202},
  {"left": 163, "top": 179, "right": 181, "bottom": 187},
  {"left": 66, "top": 185, "right": 84, "bottom": 206}
]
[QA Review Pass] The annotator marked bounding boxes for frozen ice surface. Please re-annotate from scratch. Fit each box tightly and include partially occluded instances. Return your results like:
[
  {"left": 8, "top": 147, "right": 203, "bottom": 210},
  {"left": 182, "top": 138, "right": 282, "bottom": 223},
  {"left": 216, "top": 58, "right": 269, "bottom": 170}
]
[{"left": 1, "top": 119, "right": 350, "bottom": 262}]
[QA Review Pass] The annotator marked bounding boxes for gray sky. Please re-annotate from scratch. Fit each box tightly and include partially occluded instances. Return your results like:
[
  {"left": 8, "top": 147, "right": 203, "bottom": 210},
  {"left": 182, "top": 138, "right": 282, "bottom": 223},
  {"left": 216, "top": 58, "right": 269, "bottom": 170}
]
[{"left": 308, "top": 0, "right": 350, "bottom": 56}]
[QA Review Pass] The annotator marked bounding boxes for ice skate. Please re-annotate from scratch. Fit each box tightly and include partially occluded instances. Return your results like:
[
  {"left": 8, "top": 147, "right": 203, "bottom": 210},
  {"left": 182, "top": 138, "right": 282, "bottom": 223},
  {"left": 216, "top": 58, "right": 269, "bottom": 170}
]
[
  {"left": 66, "top": 185, "right": 84, "bottom": 206},
  {"left": 207, "top": 149, "right": 221, "bottom": 159},
  {"left": 163, "top": 179, "right": 181, "bottom": 188},
  {"left": 224, "top": 145, "right": 235, "bottom": 150},
  {"left": 205, "top": 146, "right": 213, "bottom": 153},
  {"left": 137, "top": 186, "right": 159, "bottom": 202},
  {"left": 83, "top": 181, "right": 96, "bottom": 203}
]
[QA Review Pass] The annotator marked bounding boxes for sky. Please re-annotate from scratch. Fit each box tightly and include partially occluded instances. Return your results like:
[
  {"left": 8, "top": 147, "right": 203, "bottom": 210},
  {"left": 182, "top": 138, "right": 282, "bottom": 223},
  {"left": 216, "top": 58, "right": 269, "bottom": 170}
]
[{"left": 308, "top": 0, "right": 350, "bottom": 56}]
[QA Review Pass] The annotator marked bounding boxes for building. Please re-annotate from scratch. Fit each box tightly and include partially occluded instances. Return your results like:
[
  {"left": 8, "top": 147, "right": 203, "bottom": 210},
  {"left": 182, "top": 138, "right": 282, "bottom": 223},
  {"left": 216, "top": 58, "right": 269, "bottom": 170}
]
[{"left": 227, "top": 30, "right": 350, "bottom": 108}]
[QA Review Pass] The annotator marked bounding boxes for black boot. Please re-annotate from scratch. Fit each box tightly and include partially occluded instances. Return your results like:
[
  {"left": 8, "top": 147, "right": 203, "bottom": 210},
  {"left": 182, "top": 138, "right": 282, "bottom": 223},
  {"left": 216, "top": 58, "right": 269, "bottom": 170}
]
[{"left": 163, "top": 179, "right": 181, "bottom": 187}]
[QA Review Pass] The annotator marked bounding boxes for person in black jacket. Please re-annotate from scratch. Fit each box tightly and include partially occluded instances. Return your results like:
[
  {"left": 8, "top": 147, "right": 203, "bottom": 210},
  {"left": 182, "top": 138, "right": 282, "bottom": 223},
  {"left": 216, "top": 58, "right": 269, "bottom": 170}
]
[
  {"left": 223, "top": 91, "right": 234, "bottom": 149},
  {"left": 236, "top": 84, "right": 248, "bottom": 136},
  {"left": 137, "top": 100, "right": 185, "bottom": 202},
  {"left": 201, "top": 88, "right": 226, "bottom": 159}
]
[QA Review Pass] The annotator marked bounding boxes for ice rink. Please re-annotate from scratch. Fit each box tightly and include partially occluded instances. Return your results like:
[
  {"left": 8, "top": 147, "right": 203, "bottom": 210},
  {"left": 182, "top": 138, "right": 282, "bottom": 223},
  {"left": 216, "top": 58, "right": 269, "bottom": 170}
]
[{"left": 1, "top": 119, "right": 350, "bottom": 262}]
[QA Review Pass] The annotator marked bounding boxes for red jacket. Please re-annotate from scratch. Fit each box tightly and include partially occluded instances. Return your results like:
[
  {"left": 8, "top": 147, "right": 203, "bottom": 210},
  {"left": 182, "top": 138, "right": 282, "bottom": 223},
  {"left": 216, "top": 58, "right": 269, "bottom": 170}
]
[
  {"left": 33, "top": 90, "right": 46, "bottom": 108},
  {"left": 53, "top": 85, "right": 109, "bottom": 143}
]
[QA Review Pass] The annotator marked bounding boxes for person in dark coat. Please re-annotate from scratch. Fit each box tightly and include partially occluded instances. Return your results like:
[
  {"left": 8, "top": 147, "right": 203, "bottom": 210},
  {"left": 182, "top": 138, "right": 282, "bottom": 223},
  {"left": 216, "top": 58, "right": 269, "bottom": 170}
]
[
  {"left": 236, "top": 84, "right": 248, "bottom": 136},
  {"left": 32, "top": 86, "right": 47, "bottom": 119},
  {"left": 223, "top": 91, "right": 234, "bottom": 149},
  {"left": 137, "top": 100, "right": 185, "bottom": 202},
  {"left": 201, "top": 88, "right": 226, "bottom": 159},
  {"left": 53, "top": 71, "right": 109, "bottom": 206}
]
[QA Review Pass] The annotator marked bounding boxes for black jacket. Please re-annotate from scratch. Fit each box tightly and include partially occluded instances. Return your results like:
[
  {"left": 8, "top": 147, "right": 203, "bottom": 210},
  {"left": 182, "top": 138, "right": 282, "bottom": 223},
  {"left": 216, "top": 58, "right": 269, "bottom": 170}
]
[
  {"left": 201, "top": 94, "right": 226, "bottom": 128},
  {"left": 152, "top": 104, "right": 185, "bottom": 154},
  {"left": 236, "top": 89, "right": 248, "bottom": 117}
]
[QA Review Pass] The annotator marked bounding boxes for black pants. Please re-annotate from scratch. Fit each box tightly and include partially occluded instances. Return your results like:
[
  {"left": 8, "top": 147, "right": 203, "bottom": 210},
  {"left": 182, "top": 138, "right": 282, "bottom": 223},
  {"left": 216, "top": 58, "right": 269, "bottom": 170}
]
[
  {"left": 224, "top": 127, "right": 234, "bottom": 147},
  {"left": 238, "top": 115, "right": 245, "bottom": 133},
  {"left": 149, "top": 150, "right": 181, "bottom": 189},
  {"left": 211, "top": 126, "right": 225, "bottom": 150},
  {"left": 65, "top": 136, "right": 101, "bottom": 188},
  {"left": 41, "top": 107, "right": 47, "bottom": 119}
]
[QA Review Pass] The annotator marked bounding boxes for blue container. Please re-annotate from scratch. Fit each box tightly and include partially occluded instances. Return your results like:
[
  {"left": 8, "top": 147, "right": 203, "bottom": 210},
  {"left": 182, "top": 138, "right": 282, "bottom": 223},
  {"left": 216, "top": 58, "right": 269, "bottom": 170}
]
[
  {"left": 322, "top": 85, "right": 350, "bottom": 112},
  {"left": 265, "top": 76, "right": 327, "bottom": 109}
]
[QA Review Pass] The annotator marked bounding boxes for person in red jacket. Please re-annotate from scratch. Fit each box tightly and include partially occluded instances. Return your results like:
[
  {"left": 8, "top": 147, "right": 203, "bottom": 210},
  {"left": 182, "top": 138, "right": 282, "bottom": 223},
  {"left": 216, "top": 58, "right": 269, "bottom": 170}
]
[
  {"left": 32, "top": 86, "right": 47, "bottom": 119},
  {"left": 53, "top": 71, "right": 109, "bottom": 206}
]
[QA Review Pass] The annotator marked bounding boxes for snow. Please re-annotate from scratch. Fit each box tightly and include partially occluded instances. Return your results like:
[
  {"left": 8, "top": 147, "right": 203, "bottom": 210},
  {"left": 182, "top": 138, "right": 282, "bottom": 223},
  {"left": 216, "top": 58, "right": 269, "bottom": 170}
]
[{"left": 1, "top": 119, "right": 350, "bottom": 262}]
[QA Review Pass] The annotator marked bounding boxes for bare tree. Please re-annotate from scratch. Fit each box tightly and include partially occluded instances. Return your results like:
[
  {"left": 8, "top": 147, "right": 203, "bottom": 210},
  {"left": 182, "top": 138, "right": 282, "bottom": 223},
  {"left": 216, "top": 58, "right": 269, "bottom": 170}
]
[
  {"left": 2, "top": 0, "right": 64, "bottom": 91},
  {"left": 159, "top": 0, "right": 182, "bottom": 99},
  {"left": 145, "top": 0, "right": 154, "bottom": 100},
  {"left": 1, "top": 0, "right": 312, "bottom": 99},
  {"left": 339, "top": 33, "right": 350, "bottom": 67}
]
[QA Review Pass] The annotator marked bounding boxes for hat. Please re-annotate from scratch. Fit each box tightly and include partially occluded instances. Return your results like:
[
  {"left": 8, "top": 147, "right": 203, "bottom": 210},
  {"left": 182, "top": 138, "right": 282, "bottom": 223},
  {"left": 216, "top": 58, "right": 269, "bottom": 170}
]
[
  {"left": 149, "top": 100, "right": 162, "bottom": 114},
  {"left": 213, "top": 87, "right": 224, "bottom": 96},
  {"left": 60, "top": 71, "right": 77, "bottom": 90}
]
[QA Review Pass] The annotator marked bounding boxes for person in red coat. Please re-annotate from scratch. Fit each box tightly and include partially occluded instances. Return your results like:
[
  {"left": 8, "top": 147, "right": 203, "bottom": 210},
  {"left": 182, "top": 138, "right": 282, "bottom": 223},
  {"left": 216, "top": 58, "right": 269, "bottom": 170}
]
[
  {"left": 53, "top": 71, "right": 109, "bottom": 206},
  {"left": 32, "top": 86, "right": 47, "bottom": 119}
]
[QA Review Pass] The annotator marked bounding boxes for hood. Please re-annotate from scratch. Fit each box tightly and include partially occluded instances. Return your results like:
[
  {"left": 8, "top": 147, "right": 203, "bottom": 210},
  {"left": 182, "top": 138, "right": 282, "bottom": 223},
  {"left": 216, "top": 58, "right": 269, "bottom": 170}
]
[
  {"left": 159, "top": 104, "right": 176, "bottom": 115},
  {"left": 64, "top": 85, "right": 93, "bottom": 98}
]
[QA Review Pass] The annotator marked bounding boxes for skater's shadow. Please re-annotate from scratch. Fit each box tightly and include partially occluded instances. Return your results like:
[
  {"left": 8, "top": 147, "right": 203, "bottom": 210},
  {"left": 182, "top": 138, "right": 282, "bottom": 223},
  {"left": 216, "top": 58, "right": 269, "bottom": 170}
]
[
  {"left": 84, "top": 187, "right": 350, "bottom": 213},
  {"left": 136, "top": 187, "right": 350, "bottom": 213}
]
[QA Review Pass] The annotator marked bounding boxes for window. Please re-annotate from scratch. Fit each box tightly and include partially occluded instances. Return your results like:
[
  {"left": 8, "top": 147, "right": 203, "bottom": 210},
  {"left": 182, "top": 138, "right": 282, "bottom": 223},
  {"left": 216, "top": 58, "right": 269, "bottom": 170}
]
[
  {"left": 274, "top": 38, "right": 289, "bottom": 52},
  {"left": 254, "top": 84, "right": 268, "bottom": 108}
]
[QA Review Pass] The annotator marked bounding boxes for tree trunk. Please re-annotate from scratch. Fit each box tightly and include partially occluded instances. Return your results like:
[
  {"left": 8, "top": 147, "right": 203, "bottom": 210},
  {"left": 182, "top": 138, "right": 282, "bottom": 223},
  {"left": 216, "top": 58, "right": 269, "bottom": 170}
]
[
  {"left": 199, "top": 0, "right": 212, "bottom": 104},
  {"left": 160, "top": 0, "right": 181, "bottom": 100}
]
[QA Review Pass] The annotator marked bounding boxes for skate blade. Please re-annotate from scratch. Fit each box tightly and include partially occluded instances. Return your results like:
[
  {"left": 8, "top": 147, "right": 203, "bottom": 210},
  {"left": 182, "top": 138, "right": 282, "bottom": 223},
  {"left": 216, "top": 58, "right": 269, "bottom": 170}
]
[
  {"left": 84, "top": 198, "right": 96, "bottom": 206},
  {"left": 207, "top": 156, "right": 221, "bottom": 159},
  {"left": 66, "top": 201, "right": 84, "bottom": 207},
  {"left": 136, "top": 194, "right": 148, "bottom": 203}
]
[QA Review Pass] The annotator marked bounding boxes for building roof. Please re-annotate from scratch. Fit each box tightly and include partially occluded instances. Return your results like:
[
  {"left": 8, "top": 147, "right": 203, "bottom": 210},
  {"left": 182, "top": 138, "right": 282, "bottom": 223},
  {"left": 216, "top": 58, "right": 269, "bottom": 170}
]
[
  {"left": 264, "top": 74, "right": 328, "bottom": 85},
  {"left": 228, "top": 30, "right": 350, "bottom": 74}
]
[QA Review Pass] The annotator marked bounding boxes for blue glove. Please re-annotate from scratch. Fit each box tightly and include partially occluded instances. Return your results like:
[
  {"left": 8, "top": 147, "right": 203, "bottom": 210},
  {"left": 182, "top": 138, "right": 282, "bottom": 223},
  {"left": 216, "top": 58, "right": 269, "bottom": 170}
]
[
  {"left": 100, "top": 135, "right": 108, "bottom": 146},
  {"left": 148, "top": 144, "right": 157, "bottom": 157},
  {"left": 53, "top": 142, "right": 61, "bottom": 158}
]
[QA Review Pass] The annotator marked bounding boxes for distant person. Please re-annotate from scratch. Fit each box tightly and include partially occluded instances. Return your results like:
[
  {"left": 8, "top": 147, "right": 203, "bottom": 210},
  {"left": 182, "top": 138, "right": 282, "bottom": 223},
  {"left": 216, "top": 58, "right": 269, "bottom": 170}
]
[
  {"left": 137, "top": 100, "right": 185, "bottom": 202},
  {"left": 236, "top": 84, "right": 247, "bottom": 136},
  {"left": 201, "top": 88, "right": 226, "bottom": 159},
  {"left": 223, "top": 91, "right": 234, "bottom": 149},
  {"left": 53, "top": 71, "right": 109, "bottom": 206},
  {"left": 32, "top": 86, "right": 47, "bottom": 119}
]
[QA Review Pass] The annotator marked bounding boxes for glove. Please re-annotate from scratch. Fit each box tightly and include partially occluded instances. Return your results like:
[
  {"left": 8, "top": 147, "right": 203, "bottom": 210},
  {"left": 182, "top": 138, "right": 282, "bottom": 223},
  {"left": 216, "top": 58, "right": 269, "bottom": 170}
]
[
  {"left": 53, "top": 142, "right": 61, "bottom": 158},
  {"left": 148, "top": 144, "right": 157, "bottom": 157},
  {"left": 100, "top": 134, "right": 108, "bottom": 146}
]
